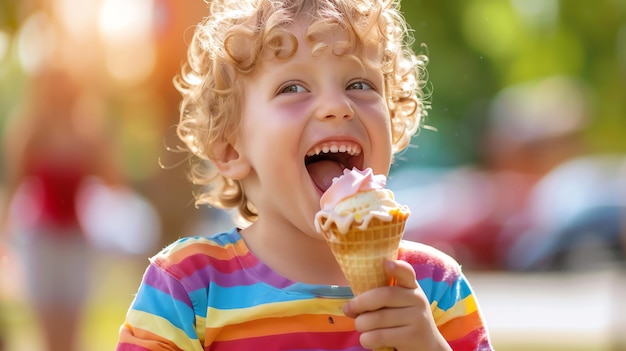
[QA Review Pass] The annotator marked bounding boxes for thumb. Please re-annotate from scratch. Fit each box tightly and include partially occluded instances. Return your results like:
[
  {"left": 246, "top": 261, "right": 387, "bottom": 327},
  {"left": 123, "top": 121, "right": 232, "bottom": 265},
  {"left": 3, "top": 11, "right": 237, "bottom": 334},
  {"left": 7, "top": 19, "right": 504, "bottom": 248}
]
[{"left": 384, "top": 259, "right": 418, "bottom": 289}]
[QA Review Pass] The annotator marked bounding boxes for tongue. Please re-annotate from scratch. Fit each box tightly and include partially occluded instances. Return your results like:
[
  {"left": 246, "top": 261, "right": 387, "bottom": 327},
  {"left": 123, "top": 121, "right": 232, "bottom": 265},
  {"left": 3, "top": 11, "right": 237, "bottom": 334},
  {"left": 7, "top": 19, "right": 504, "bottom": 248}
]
[{"left": 306, "top": 160, "right": 345, "bottom": 193}]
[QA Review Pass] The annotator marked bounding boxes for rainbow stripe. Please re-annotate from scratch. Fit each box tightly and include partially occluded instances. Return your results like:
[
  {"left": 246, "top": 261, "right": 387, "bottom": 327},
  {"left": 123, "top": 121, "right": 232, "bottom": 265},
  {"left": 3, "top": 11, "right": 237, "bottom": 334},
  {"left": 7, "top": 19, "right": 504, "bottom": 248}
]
[{"left": 117, "top": 229, "right": 492, "bottom": 350}]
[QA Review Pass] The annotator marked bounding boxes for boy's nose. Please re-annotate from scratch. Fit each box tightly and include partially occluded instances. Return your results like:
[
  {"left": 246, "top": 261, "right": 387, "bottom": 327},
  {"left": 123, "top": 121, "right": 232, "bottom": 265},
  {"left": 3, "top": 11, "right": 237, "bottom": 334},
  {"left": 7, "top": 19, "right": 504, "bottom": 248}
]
[{"left": 315, "top": 93, "right": 354, "bottom": 121}]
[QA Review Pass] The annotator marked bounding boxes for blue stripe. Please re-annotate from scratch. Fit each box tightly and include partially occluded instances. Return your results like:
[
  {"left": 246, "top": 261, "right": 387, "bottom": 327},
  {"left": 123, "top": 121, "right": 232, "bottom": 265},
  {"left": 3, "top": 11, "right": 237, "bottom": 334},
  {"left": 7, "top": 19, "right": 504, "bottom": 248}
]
[
  {"left": 206, "top": 281, "right": 318, "bottom": 309},
  {"left": 418, "top": 277, "right": 473, "bottom": 311},
  {"left": 133, "top": 283, "right": 198, "bottom": 338}
]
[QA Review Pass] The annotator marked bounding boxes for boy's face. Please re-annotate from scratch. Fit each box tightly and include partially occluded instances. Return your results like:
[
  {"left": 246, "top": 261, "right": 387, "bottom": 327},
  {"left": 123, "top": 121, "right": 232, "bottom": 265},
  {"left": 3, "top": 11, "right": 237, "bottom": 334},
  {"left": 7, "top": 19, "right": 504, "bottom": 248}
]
[{"left": 234, "top": 21, "right": 393, "bottom": 235}]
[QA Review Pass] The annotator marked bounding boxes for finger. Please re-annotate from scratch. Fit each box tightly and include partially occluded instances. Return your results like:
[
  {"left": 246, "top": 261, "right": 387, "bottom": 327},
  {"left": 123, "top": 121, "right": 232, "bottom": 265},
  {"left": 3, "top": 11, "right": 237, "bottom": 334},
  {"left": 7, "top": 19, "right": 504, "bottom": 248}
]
[
  {"left": 353, "top": 304, "right": 414, "bottom": 331},
  {"left": 359, "top": 324, "right": 413, "bottom": 350},
  {"left": 343, "top": 285, "right": 417, "bottom": 318},
  {"left": 343, "top": 286, "right": 396, "bottom": 318},
  {"left": 384, "top": 259, "right": 418, "bottom": 290}
]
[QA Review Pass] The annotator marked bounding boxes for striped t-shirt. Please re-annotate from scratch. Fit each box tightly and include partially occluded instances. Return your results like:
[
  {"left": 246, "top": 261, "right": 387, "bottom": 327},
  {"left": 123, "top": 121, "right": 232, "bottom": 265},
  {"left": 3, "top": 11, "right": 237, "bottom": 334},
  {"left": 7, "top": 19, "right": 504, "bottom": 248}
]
[{"left": 117, "top": 228, "right": 493, "bottom": 351}]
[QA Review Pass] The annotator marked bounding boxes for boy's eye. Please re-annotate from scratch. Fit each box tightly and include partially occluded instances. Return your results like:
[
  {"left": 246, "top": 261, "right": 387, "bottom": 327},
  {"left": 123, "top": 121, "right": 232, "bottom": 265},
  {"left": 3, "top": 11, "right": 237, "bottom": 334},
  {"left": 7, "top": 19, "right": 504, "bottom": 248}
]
[
  {"left": 347, "top": 81, "right": 373, "bottom": 91},
  {"left": 279, "top": 84, "right": 307, "bottom": 94}
]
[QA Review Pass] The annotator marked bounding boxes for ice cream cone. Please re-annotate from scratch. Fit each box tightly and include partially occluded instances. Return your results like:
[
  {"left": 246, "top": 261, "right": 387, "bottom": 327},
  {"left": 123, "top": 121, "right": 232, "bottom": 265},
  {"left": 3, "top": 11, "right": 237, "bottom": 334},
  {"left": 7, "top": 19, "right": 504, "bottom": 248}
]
[
  {"left": 320, "top": 212, "right": 407, "bottom": 295},
  {"left": 314, "top": 168, "right": 410, "bottom": 351},
  {"left": 320, "top": 212, "right": 407, "bottom": 351}
]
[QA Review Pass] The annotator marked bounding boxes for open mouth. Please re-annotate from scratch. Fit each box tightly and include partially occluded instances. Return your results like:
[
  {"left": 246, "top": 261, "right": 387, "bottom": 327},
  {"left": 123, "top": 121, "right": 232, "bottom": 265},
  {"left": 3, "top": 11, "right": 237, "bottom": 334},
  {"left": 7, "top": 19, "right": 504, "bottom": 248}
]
[{"left": 305, "top": 141, "right": 364, "bottom": 193}]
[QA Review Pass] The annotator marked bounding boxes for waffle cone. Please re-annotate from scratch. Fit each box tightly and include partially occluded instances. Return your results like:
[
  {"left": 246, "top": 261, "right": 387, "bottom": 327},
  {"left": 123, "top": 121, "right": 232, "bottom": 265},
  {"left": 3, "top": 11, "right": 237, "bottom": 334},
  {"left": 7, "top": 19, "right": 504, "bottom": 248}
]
[
  {"left": 321, "top": 212, "right": 408, "bottom": 295},
  {"left": 321, "top": 213, "right": 407, "bottom": 351}
]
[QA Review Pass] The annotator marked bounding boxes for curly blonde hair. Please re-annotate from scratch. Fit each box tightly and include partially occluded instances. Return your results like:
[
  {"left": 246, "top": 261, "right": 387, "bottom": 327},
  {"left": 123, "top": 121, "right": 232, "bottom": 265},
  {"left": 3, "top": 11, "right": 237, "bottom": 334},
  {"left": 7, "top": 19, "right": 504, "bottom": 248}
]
[{"left": 174, "top": 0, "right": 428, "bottom": 225}]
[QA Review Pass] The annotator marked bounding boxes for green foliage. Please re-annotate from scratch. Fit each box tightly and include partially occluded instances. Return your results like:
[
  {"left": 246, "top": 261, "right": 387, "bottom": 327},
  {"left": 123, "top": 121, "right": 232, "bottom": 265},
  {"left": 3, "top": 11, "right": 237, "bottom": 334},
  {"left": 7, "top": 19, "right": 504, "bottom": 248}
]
[
  {"left": 400, "top": 0, "right": 626, "bottom": 168},
  {"left": 0, "top": 0, "right": 21, "bottom": 34}
]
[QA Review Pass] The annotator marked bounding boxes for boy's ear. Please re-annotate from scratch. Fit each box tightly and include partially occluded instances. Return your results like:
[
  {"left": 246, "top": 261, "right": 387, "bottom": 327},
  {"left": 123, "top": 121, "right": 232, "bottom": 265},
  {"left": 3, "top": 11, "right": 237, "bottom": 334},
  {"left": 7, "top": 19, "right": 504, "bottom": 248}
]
[{"left": 211, "top": 140, "right": 251, "bottom": 180}]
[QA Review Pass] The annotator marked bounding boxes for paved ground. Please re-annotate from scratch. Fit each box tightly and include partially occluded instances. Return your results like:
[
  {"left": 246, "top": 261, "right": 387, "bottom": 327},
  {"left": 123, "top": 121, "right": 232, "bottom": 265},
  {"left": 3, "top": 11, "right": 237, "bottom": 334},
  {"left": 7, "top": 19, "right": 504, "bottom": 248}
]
[{"left": 466, "top": 268, "right": 626, "bottom": 350}]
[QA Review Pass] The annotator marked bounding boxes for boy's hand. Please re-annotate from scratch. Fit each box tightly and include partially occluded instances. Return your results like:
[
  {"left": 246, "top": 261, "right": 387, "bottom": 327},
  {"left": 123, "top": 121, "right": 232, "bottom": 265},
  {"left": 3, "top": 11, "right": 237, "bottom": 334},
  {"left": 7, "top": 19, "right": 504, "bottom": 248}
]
[{"left": 342, "top": 260, "right": 452, "bottom": 351}]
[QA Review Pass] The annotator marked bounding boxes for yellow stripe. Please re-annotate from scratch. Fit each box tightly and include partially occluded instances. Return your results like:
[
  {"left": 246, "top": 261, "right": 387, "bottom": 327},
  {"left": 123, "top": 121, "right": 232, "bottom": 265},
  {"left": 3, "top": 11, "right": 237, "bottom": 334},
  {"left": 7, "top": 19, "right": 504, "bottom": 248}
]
[
  {"left": 204, "top": 298, "right": 348, "bottom": 328},
  {"left": 431, "top": 294, "right": 478, "bottom": 326}
]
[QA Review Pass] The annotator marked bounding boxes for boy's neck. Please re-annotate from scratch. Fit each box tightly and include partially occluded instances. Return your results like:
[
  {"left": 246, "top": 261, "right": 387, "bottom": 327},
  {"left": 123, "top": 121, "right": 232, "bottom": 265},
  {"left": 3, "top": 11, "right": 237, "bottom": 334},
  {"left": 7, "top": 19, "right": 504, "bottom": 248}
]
[{"left": 239, "top": 219, "right": 349, "bottom": 286}]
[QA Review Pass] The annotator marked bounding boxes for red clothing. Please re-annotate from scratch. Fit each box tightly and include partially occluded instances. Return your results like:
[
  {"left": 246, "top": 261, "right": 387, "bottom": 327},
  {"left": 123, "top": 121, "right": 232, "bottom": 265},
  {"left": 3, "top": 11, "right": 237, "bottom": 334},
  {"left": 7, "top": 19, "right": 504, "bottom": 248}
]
[{"left": 24, "top": 159, "right": 88, "bottom": 231}]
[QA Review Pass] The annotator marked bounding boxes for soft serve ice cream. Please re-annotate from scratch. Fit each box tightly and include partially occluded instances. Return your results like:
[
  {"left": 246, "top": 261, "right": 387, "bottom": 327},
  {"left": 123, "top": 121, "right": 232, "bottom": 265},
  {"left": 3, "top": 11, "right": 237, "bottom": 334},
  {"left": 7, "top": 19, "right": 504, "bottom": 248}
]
[{"left": 315, "top": 167, "right": 410, "bottom": 235}]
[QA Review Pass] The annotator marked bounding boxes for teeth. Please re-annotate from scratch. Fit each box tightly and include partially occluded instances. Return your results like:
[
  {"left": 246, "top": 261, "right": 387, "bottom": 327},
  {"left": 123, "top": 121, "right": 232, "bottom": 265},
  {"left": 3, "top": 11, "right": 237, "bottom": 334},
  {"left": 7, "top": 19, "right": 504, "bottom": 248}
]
[{"left": 306, "top": 142, "right": 362, "bottom": 157}]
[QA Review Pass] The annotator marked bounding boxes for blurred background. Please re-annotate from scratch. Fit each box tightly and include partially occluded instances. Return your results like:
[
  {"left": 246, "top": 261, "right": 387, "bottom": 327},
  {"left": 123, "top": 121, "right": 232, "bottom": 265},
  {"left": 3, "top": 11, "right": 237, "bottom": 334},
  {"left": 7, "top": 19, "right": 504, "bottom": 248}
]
[{"left": 0, "top": 0, "right": 624, "bottom": 350}]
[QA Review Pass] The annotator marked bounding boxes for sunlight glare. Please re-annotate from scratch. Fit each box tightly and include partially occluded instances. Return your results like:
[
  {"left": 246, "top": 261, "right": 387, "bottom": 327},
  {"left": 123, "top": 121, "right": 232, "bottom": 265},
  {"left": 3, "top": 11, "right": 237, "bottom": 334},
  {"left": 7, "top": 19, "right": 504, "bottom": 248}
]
[
  {"left": 98, "top": 0, "right": 153, "bottom": 41},
  {"left": 55, "top": 0, "right": 100, "bottom": 40},
  {"left": 98, "top": 0, "right": 156, "bottom": 85},
  {"left": 16, "top": 13, "right": 57, "bottom": 74}
]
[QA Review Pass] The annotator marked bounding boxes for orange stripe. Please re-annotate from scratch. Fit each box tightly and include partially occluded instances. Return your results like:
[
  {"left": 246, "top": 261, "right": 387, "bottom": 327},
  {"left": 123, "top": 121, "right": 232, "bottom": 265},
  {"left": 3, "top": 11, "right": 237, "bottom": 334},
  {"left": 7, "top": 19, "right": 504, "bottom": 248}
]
[
  {"left": 207, "top": 314, "right": 355, "bottom": 342},
  {"left": 160, "top": 240, "right": 248, "bottom": 264},
  {"left": 437, "top": 311, "right": 483, "bottom": 341}
]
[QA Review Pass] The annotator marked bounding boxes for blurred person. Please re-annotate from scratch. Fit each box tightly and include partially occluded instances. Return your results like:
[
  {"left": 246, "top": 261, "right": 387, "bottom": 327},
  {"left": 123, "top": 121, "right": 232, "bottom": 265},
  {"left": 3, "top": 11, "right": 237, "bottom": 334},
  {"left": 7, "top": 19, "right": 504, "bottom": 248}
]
[
  {"left": 484, "top": 75, "right": 592, "bottom": 269},
  {"left": 0, "top": 66, "right": 124, "bottom": 351},
  {"left": 395, "top": 76, "right": 593, "bottom": 270},
  {"left": 490, "top": 78, "right": 626, "bottom": 271}
]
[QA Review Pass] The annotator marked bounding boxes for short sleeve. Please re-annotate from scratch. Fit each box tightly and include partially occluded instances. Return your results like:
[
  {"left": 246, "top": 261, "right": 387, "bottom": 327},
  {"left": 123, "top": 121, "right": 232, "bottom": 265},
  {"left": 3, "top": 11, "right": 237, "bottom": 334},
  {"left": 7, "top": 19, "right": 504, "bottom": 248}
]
[
  {"left": 399, "top": 240, "right": 494, "bottom": 351},
  {"left": 116, "top": 262, "right": 204, "bottom": 351}
]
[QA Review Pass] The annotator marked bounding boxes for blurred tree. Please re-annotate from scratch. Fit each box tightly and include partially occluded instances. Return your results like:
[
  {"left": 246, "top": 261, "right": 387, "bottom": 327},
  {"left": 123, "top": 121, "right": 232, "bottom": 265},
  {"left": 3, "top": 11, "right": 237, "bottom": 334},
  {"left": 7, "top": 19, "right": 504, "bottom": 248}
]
[
  {"left": 0, "top": 0, "right": 20, "bottom": 33},
  {"left": 397, "top": 0, "right": 626, "bottom": 171}
]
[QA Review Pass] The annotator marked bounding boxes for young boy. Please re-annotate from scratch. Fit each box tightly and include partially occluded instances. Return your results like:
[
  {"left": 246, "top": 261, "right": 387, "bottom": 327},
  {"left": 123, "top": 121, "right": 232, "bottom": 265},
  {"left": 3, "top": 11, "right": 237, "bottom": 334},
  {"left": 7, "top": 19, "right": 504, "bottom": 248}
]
[{"left": 117, "top": 0, "right": 494, "bottom": 350}]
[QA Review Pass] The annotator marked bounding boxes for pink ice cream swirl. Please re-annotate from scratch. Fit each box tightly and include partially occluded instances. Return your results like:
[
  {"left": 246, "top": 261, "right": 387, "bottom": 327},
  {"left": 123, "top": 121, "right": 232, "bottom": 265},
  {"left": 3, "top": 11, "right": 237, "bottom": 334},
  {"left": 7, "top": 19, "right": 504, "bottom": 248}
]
[
  {"left": 315, "top": 168, "right": 403, "bottom": 234},
  {"left": 319, "top": 167, "right": 386, "bottom": 210}
]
